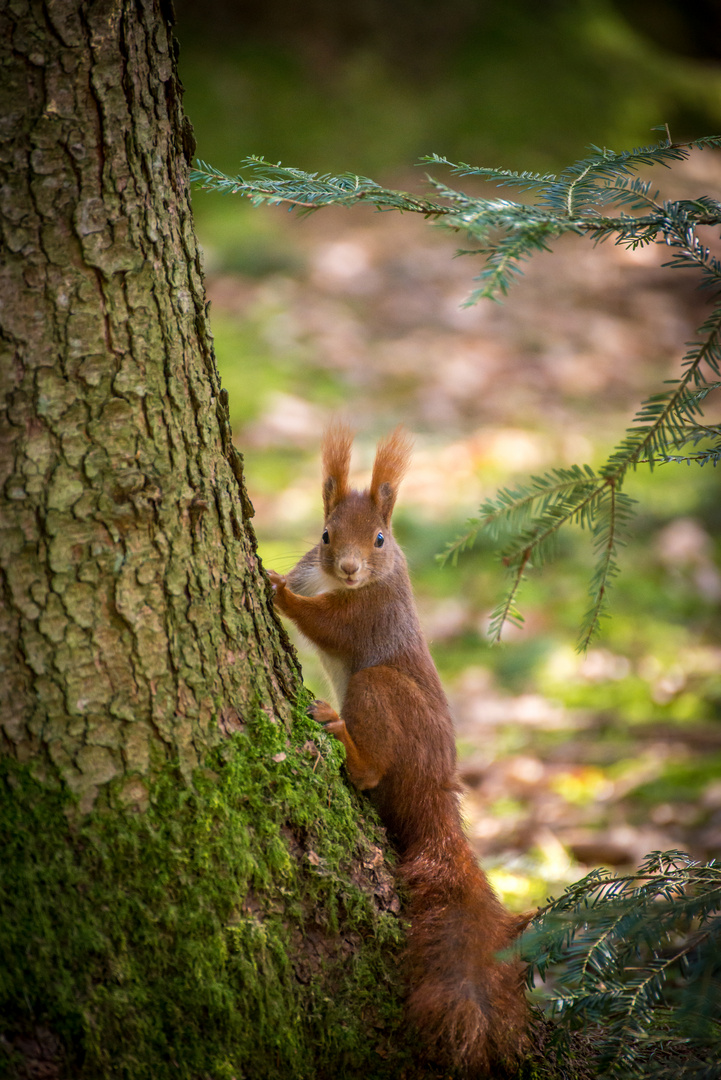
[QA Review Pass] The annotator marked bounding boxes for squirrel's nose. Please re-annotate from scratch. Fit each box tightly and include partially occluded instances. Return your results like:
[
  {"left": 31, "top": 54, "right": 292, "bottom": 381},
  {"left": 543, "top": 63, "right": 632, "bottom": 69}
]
[{"left": 339, "top": 558, "right": 360, "bottom": 576}]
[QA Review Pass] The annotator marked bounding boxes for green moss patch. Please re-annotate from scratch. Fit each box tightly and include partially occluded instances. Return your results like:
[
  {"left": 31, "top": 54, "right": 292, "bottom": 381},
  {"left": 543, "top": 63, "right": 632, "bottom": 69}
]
[{"left": 0, "top": 704, "right": 412, "bottom": 1079}]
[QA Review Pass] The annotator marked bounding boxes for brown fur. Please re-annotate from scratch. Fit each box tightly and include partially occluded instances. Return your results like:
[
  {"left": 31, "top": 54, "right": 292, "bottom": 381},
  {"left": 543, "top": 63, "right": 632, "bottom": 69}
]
[{"left": 268, "top": 426, "right": 529, "bottom": 1075}]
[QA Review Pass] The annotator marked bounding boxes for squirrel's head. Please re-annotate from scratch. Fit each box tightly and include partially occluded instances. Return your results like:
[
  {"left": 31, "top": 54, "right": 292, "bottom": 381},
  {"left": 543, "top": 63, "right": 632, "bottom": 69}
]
[{"left": 319, "top": 423, "right": 413, "bottom": 589}]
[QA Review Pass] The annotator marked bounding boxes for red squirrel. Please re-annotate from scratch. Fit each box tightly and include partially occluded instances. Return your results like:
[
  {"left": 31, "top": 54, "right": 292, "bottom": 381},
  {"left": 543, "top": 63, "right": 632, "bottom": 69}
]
[{"left": 268, "top": 424, "right": 529, "bottom": 1074}]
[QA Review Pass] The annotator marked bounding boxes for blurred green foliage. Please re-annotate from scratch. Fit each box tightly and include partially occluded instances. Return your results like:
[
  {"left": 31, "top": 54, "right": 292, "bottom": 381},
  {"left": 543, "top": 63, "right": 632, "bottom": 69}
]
[{"left": 177, "top": 0, "right": 721, "bottom": 176}]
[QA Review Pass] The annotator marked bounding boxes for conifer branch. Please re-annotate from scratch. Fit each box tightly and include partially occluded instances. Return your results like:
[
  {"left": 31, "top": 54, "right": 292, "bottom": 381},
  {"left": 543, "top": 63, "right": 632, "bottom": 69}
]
[
  {"left": 578, "top": 482, "right": 627, "bottom": 651},
  {"left": 194, "top": 137, "right": 721, "bottom": 645},
  {"left": 191, "top": 157, "right": 448, "bottom": 216},
  {"left": 525, "top": 852, "right": 721, "bottom": 1078}
]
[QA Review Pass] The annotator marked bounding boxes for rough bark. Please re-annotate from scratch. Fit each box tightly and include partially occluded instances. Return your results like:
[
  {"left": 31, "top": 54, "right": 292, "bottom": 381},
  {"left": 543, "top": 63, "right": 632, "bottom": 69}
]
[{"left": 0, "top": 0, "right": 300, "bottom": 812}]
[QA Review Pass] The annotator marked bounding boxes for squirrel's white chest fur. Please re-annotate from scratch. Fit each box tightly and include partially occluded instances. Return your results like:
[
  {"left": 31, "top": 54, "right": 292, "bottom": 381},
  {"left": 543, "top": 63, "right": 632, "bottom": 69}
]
[{"left": 287, "top": 560, "right": 351, "bottom": 706}]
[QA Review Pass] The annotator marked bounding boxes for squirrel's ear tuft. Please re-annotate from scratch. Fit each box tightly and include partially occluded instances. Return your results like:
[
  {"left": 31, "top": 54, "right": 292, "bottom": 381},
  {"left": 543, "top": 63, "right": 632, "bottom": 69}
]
[
  {"left": 322, "top": 421, "right": 353, "bottom": 517},
  {"left": 370, "top": 426, "right": 413, "bottom": 521}
]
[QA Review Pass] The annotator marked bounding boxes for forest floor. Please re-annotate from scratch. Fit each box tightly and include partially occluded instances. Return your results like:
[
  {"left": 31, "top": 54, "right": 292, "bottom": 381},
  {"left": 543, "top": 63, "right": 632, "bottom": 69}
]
[{"left": 196, "top": 150, "right": 721, "bottom": 910}]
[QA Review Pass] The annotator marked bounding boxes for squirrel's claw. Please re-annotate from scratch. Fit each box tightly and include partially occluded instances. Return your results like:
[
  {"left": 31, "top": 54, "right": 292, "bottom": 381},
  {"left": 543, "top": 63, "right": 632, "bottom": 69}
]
[
  {"left": 308, "top": 699, "right": 339, "bottom": 726},
  {"left": 267, "top": 569, "right": 287, "bottom": 592}
]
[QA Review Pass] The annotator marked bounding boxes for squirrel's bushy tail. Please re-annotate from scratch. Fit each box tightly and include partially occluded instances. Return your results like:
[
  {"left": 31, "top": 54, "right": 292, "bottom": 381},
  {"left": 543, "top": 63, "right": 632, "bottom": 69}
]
[{"left": 399, "top": 839, "right": 529, "bottom": 1075}]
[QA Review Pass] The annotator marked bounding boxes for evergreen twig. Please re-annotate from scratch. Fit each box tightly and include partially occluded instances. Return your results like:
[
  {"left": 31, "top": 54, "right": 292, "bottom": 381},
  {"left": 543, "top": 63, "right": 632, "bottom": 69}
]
[
  {"left": 193, "top": 137, "right": 721, "bottom": 646},
  {"left": 524, "top": 852, "right": 721, "bottom": 1079}
]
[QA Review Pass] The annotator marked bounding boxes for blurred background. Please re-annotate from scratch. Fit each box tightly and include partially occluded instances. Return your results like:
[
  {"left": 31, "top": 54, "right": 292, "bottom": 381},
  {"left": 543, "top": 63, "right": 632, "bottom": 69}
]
[{"left": 175, "top": 0, "right": 721, "bottom": 908}]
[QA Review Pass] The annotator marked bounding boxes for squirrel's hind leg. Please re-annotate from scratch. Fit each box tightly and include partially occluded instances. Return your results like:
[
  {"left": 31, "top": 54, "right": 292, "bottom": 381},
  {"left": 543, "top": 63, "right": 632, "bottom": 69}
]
[{"left": 308, "top": 699, "right": 383, "bottom": 790}]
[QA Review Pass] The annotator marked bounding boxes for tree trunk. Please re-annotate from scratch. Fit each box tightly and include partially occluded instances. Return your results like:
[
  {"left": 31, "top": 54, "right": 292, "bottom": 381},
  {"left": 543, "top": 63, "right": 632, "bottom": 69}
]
[
  {"left": 0, "top": 0, "right": 301, "bottom": 812},
  {"left": 0, "top": 3, "right": 409, "bottom": 1077}
]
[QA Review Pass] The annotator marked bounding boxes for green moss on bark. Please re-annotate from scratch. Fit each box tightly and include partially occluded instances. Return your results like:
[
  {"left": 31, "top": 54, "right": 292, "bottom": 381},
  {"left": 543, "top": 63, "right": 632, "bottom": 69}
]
[{"left": 0, "top": 701, "right": 413, "bottom": 1080}]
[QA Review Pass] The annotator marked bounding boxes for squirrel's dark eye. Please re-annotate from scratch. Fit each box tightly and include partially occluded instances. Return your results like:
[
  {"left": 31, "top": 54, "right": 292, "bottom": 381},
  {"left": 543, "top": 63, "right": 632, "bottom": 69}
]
[
  {"left": 322, "top": 528, "right": 329, "bottom": 544},
  {"left": 375, "top": 532, "right": 384, "bottom": 548}
]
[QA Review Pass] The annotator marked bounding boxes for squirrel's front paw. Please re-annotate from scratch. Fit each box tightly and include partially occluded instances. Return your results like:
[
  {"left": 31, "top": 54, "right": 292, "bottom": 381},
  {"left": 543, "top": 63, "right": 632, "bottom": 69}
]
[
  {"left": 308, "top": 699, "right": 343, "bottom": 734},
  {"left": 267, "top": 569, "right": 287, "bottom": 592}
]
